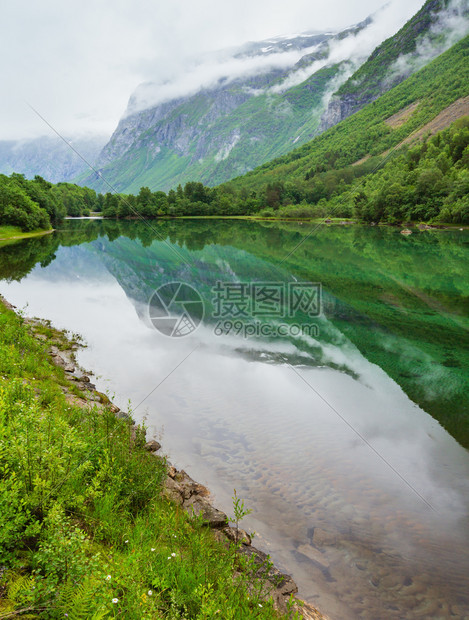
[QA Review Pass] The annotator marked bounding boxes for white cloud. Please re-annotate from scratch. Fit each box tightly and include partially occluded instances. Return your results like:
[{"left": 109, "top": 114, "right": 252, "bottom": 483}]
[
  {"left": 387, "top": 0, "right": 469, "bottom": 82},
  {"left": 0, "top": 0, "right": 426, "bottom": 140},
  {"left": 268, "top": 0, "right": 426, "bottom": 94}
]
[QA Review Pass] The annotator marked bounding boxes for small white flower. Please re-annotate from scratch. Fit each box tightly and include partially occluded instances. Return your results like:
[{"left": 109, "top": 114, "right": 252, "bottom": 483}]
[
  {"left": 148, "top": 590, "right": 153, "bottom": 596},
  {"left": 171, "top": 552, "right": 176, "bottom": 557},
  {"left": 112, "top": 598, "right": 118, "bottom": 604},
  {"left": 124, "top": 540, "right": 129, "bottom": 543},
  {"left": 106, "top": 575, "right": 111, "bottom": 581},
  {"left": 258, "top": 603, "right": 263, "bottom": 607},
  {"left": 151, "top": 548, "right": 156, "bottom": 552},
  {"left": 167, "top": 556, "right": 171, "bottom": 560}
]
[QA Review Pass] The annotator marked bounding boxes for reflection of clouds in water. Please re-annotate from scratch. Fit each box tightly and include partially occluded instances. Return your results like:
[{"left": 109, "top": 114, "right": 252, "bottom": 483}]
[{"left": 380, "top": 331, "right": 459, "bottom": 400}]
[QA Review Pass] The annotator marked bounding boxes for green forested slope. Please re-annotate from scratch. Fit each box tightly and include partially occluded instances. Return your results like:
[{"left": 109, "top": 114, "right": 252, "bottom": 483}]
[
  {"left": 94, "top": 36, "right": 469, "bottom": 225},
  {"left": 227, "top": 33, "right": 469, "bottom": 193},
  {"left": 329, "top": 0, "right": 454, "bottom": 117}
]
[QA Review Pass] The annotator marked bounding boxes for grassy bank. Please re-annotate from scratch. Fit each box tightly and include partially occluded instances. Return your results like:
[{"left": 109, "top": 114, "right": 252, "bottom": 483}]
[
  {"left": 0, "top": 301, "right": 301, "bottom": 619},
  {"left": 0, "top": 226, "right": 54, "bottom": 242}
]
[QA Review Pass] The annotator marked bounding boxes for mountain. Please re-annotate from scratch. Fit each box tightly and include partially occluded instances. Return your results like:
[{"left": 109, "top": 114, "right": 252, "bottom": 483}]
[
  {"left": 226, "top": 32, "right": 469, "bottom": 196},
  {"left": 0, "top": 135, "right": 108, "bottom": 184},
  {"left": 320, "top": 0, "right": 469, "bottom": 130},
  {"left": 80, "top": 0, "right": 468, "bottom": 195},
  {"left": 78, "top": 19, "right": 377, "bottom": 194}
]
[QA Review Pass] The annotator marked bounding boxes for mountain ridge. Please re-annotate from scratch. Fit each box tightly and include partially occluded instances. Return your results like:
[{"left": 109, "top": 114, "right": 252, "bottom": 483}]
[{"left": 80, "top": 0, "right": 469, "bottom": 194}]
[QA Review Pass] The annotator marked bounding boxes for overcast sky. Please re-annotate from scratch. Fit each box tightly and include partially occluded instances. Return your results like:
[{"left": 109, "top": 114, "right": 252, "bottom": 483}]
[{"left": 0, "top": 0, "right": 425, "bottom": 141}]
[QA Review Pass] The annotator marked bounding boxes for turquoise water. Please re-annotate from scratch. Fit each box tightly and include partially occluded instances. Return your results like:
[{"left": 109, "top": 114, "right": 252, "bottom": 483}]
[{"left": 1, "top": 219, "right": 468, "bottom": 619}]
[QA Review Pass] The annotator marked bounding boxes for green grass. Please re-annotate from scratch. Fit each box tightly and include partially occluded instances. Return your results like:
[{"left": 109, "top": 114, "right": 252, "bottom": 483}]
[
  {"left": 0, "top": 225, "right": 53, "bottom": 241},
  {"left": 0, "top": 302, "right": 290, "bottom": 619}
]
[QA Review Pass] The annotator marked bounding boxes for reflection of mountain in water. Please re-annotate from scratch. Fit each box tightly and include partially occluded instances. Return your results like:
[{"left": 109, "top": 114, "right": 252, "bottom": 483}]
[{"left": 87, "top": 232, "right": 364, "bottom": 378}]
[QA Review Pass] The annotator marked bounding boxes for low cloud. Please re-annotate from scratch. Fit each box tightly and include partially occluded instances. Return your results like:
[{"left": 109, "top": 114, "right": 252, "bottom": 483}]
[
  {"left": 269, "top": 0, "right": 426, "bottom": 94},
  {"left": 125, "top": 0, "right": 424, "bottom": 116},
  {"left": 0, "top": 0, "right": 425, "bottom": 140},
  {"left": 126, "top": 44, "right": 323, "bottom": 115},
  {"left": 388, "top": 0, "right": 469, "bottom": 82}
]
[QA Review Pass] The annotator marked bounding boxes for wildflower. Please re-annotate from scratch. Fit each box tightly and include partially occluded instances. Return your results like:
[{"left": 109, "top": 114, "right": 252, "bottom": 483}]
[
  {"left": 167, "top": 556, "right": 171, "bottom": 560},
  {"left": 106, "top": 575, "right": 111, "bottom": 581},
  {"left": 125, "top": 540, "right": 129, "bottom": 543},
  {"left": 171, "top": 552, "right": 176, "bottom": 557},
  {"left": 258, "top": 603, "right": 263, "bottom": 607},
  {"left": 151, "top": 548, "right": 156, "bottom": 552},
  {"left": 148, "top": 590, "right": 153, "bottom": 596},
  {"left": 112, "top": 598, "right": 118, "bottom": 604}
]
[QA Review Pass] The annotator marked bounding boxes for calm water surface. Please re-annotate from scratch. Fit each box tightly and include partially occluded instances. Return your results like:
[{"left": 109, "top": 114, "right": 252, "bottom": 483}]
[{"left": 1, "top": 220, "right": 468, "bottom": 619}]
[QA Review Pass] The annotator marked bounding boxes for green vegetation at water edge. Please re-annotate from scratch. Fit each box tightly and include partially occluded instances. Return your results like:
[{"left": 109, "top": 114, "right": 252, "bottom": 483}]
[
  {"left": 0, "top": 173, "right": 102, "bottom": 232},
  {"left": 0, "top": 302, "right": 291, "bottom": 619},
  {"left": 96, "top": 115, "right": 469, "bottom": 225},
  {"left": 0, "top": 226, "right": 53, "bottom": 241}
]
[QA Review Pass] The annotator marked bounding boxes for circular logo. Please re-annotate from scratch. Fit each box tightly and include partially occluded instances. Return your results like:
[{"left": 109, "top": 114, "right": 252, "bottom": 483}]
[{"left": 148, "top": 281, "right": 204, "bottom": 337}]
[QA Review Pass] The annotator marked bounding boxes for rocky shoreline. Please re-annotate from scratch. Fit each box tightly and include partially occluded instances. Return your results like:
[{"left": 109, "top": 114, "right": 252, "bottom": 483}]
[{"left": 4, "top": 298, "right": 326, "bottom": 620}]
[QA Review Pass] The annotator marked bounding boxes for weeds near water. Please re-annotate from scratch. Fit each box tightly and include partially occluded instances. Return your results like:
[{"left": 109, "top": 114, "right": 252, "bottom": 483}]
[
  {"left": 0, "top": 303, "right": 284, "bottom": 619},
  {"left": 230, "top": 489, "right": 253, "bottom": 544}
]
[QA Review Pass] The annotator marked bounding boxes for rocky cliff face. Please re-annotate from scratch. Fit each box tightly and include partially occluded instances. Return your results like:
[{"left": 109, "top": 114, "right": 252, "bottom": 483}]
[
  {"left": 320, "top": 0, "right": 469, "bottom": 131},
  {"left": 82, "top": 29, "right": 364, "bottom": 193}
]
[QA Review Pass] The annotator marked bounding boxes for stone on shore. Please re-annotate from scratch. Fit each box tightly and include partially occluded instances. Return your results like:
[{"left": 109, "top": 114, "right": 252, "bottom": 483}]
[
  {"left": 183, "top": 495, "right": 227, "bottom": 528},
  {"left": 145, "top": 440, "right": 161, "bottom": 452}
]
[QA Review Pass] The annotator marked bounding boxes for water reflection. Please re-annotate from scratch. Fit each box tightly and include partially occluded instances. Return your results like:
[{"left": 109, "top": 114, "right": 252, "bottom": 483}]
[{"left": 0, "top": 219, "right": 468, "bottom": 619}]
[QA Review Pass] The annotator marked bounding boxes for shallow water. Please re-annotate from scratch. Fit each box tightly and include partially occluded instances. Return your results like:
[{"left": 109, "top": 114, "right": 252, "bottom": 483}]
[{"left": 1, "top": 219, "right": 468, "bottom": 619}]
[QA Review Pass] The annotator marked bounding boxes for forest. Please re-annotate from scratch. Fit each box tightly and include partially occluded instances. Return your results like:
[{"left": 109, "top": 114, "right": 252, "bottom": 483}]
[
  {"left": 0, "top": 173, "right": 101, "bottom": 232},
  {"left": 1, "top": 114, "right": 468, "bottom": 232},
  {"left": 100, "top": 116, "right": 469, "bottom": 224}
]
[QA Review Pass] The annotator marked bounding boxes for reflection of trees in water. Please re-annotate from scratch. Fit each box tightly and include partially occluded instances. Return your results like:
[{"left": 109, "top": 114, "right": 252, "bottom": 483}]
[{"left": 1, "top": 218, "right": 468, "bottom": 447}]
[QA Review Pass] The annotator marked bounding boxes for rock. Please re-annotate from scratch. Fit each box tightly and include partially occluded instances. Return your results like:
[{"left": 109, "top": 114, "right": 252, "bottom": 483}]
[
  {"left": 109, "top": 404, "right": 120, "bottom": 413},
  {"left": 290, "top": 601, "right": 324, "bottom": 620},
  {"left": 324, "top": 218, "right": 332, "bottom": 224},
  {"left": 64, "top": 363, "right": 75, "bottom": 373},
  {"left": 115, "top": 411, "right": 133, "bottom": 422},
  {"left": 223, "top": 526, "right": 252, "bottom": 546},
  {"left": 183, "top": 496, "right": 227, "bottom": 528},
  {"left": 145, "top": 440, "right": 161, "bottom": 452},
  {"left": 174, "top": 470, "right": 210, "bottom": 499},
  {"left": 167, "top": 465, "right": 177, "bottom": 478},
  {"left": 296, "top": 544, "right": 329, "bottom": 569},
  {"left": 162, "top": 477, "right": 184, "bottom": 506},
  {"left": 312, "top": 527, "right": 336, "bottom": 547},
  {"left": 212, "top": 529, "right": 230, "bottom": 546},
  {"left": 400, "top": 228, "right": 412, "bottom": 235}
]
